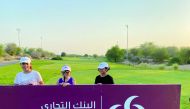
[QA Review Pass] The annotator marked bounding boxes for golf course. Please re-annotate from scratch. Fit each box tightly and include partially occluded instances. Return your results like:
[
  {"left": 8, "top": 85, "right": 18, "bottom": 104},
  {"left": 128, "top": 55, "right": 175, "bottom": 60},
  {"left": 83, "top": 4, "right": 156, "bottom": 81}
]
[{"left": 0, "top": 57, "right": 189, "bottom": 108}]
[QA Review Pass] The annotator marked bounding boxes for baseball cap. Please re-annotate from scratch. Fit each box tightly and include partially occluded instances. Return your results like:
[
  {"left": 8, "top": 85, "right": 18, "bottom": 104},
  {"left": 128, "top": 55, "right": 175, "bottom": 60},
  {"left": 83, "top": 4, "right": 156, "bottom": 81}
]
[
  {"left": 20, "top": 57, "right": 31, "bottom": 63},
  {"left": 98, "top": 62, "right": 109, "bottom": 69},
  {"left": 61, "top": 65, "right": 71, "bottom": 71}
]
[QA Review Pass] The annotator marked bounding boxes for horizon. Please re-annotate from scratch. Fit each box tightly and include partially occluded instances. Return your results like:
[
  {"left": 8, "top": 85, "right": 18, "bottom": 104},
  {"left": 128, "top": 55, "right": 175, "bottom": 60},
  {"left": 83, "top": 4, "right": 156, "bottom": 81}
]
[{"left": 1, "top": 0, "right": 190, "bottom": 55}]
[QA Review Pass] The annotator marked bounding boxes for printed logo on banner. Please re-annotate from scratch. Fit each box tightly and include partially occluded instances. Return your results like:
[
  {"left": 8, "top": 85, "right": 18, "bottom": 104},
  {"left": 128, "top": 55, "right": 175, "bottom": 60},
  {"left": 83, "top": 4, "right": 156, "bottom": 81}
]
[{"left": 110, "top": 95, "right": 144, "bottom": 109}]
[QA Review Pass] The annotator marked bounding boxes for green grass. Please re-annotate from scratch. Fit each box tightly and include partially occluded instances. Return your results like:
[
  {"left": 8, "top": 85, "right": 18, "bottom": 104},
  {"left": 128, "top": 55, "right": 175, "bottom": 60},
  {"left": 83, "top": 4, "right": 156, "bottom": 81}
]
[{"left": 0, "top": 57, "right": 189, "bottom": 108}]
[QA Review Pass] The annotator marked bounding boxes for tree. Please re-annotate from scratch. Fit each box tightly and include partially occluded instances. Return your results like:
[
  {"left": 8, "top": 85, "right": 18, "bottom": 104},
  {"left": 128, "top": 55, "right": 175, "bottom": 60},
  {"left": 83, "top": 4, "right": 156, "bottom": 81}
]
[
  {"left": 0, "top": 44, "right": 4, "bottom": 57},
  {"left": 106, "top": 45, "right": 125, "bottom": 62},
  {"left": 130, "top": 48, "right": 139, "bottom": 56},
  {"left": 152, "top": 47, "right": 169, "bottom": 63},
  {"left": 16, "top": 47, "right": 22, "bottom": 55},
  {"left": 5, "top": 43, "right": 17, "bottom": 56},
  {"left": 31, "top": 51, "right": 41, "bottom": 59},
  {"left": 166, "top": 47, "right": 179, "bottom": 57},
  {"left": 51, "top": 55, "right": 63, "bottom": 60},
  {"left": 61, "top": 52, "right": 66, "bottom": 57},
  {"left": 24, "top": 48, "right": 35, "bottom": 55},
  {"left": 179, "top": 47, "right": 190, "bottom": 64},
  {"left": 128, "top": 48, "right": 141, "bottom": 63},
  {"left": 23, "top": 47, "right": 55, "bottom": 59},
  {"left": 139, "top": 42, "right": 157, "bottom": 58},
  {"left": 84, "top": 54, "right": 88, "bottom": 57},
  {"left": 168, "top": 57, "right": 180, "bottom": 65},
  {"left": 41, "top": 50, "right": 55, "bottom": 58},
  {"left": 93, "top": 54, "right": 98, "bottom": 58}
]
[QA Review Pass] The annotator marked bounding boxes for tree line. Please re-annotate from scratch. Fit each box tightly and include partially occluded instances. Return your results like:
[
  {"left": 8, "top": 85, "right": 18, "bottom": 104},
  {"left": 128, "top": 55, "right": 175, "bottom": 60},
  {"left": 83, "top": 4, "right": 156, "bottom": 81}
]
[
  {"left": 0, "top": 43, "right": 55, "bottom": 60},
  {"left": 106, "top": 42, "right": 190, "bottom": 65}
]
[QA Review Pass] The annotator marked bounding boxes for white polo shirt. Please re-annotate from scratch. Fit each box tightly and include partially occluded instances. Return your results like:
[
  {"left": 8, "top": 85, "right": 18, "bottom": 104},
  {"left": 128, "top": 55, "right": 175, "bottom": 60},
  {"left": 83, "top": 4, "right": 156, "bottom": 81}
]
[{"left": 14, "top": 70, "right": 43, "bottom": 85}]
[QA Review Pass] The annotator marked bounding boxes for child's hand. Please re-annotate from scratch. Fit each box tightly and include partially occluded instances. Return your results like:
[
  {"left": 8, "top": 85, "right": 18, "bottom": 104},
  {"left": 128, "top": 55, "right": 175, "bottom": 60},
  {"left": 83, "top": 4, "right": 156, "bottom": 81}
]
[{"left": 62, "top": 83, "right": 70, "bottom": 87}]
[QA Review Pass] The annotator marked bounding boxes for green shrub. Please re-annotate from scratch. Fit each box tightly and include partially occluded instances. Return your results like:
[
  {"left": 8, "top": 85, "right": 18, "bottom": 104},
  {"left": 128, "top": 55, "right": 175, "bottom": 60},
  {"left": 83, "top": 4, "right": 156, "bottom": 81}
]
[
  {"left": 172, "top": 63, "right": 179, "bottom": 70},
  {"left": 158, "top": 64, "right": 165, "bottom": 70},
  {"left": 137, "top": 63, "right": 150, "bottom": 69},
  {"left": 168, "top": 57, "right": 180, "bottom": 65},
  {"left": 51, "top": 56, "right": 62, "bottom": 60}
]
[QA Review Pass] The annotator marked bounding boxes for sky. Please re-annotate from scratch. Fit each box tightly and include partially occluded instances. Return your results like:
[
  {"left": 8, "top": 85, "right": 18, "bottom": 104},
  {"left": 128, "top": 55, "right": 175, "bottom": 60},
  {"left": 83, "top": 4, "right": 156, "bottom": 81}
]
[{"left": 0, "top": 0, "right": 190, "bottom": 55}]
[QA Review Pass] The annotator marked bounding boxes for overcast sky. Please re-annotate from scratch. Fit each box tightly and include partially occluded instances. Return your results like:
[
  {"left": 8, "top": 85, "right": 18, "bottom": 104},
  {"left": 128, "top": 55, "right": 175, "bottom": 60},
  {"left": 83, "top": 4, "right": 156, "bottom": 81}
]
[{"left": 0, "top": 0, "right": 190, "bottom": 55}]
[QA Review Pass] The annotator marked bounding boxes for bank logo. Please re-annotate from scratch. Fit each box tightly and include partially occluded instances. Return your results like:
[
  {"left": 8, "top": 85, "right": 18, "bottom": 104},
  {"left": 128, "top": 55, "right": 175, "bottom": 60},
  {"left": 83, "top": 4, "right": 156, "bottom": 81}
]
[{"left": 110, "top": 95, "right": 144, "bottom": 109}]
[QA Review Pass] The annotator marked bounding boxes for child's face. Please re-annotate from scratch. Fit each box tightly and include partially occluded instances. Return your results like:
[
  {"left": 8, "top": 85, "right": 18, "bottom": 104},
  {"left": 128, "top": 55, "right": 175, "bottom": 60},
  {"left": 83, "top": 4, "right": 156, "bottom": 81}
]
[
  {"left": 61, "top": 70, "right": 71, "bottom": 77},
  {"left": 98, "top": 68, "right": 107, "bottom": 75},
  {"left": 21, "top": 62, "right": 31, "bottom": 72}
]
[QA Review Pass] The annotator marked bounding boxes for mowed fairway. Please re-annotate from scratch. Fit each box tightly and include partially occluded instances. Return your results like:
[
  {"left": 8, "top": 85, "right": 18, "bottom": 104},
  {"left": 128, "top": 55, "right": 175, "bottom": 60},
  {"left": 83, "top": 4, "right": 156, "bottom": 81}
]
[{"left": 0, "top": 57, "right": 190, "bottom": 108}]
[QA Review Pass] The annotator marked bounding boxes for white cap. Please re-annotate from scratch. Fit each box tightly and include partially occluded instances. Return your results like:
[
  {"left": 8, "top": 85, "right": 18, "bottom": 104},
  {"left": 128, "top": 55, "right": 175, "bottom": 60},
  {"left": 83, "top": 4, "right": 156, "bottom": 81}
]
[
  {"left": 20, "top": 57, "right": 31, "bottom": 63},
  {"left": 61, "top": 65, "right": 71, "bottom": 71},
  {"left": 98, "top": 62, "right": 109, "bottom": 69}
]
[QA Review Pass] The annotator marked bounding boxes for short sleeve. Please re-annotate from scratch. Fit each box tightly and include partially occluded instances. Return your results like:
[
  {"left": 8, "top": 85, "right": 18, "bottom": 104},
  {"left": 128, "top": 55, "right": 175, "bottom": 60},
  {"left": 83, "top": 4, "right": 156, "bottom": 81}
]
[
  {"left": 71, "top": 77, "right": 75, "bottom": 85},
  {"left": 14, "top": 74, "right": 19, "bottom": 84},
  {"left": 35, "top": 72, "right": 43, "bottom": 82},
  {"left": 94, "top": 76, "right": 99, "bottom": 84},
  {"left": 111, "top": 76, "right": 114, "bottom": 84}
]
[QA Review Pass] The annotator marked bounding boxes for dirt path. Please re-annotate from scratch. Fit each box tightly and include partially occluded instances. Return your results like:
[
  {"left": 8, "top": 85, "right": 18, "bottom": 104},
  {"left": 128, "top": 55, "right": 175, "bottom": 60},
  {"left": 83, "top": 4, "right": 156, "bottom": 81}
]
[
  {"left": 179, "top": 64, "right": 190, "bottom": 70},
  {"left": 0, "top": 60, "right": 19, "bottom": 67}
]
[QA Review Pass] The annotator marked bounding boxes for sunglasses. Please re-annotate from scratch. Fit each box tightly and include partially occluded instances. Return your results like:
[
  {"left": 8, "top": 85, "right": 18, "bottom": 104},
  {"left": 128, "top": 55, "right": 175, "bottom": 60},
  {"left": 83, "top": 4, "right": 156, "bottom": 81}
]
[
  {"left": 98, "top": 68, "right": 105, "bottom": 70},
  {"left": 61, "top": 70, "right": 70, "bottom": 74},
  {"left": 98, "top": 67, "right": 109, "bottom": 71},
  {"left": 21, "top": 63, "right": 29, "bottom": 65}
]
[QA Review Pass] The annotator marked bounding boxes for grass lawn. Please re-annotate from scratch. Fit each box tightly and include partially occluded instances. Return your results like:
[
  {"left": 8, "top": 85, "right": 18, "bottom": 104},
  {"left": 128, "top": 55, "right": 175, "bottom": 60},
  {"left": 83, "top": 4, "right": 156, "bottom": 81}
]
[{"left": 0, "top": 57, "right": 189, "bottom": 108}]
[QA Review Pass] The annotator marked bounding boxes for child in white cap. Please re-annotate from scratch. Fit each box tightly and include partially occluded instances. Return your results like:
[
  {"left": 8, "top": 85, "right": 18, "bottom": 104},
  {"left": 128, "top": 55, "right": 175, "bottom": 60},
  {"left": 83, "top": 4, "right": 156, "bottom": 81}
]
[
  {"left": 57, "top": 65, "right": 76, "bottom": 86},
  {"left": 94, "top": 62, "right": 114, "bottom": 84},
  {"left": 14, "top": 57, "right": 44, "bottom": 85}
]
